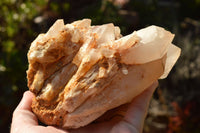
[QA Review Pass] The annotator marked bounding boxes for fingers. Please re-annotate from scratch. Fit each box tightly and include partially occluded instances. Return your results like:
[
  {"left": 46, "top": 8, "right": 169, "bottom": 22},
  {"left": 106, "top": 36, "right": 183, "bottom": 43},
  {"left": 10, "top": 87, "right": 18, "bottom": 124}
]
[
  {"left": 11, "top": 91, "right": 38, "bottom": 133},
  {"left": 111, "top": 81, "right": 158, "bottom": 133}
]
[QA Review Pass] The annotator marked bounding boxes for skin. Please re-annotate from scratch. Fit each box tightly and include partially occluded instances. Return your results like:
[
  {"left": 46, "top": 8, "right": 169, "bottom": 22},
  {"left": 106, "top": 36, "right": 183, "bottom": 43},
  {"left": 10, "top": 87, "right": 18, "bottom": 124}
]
[{"left": 11, "top": 81, "right": 158, "bottom": 133}]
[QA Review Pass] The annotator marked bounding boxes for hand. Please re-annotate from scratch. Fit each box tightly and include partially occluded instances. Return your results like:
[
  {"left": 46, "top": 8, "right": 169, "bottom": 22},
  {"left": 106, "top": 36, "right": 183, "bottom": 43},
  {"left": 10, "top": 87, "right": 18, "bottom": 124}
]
[{"left": 11, "top": 81, "right": 158, "bottom": 133}]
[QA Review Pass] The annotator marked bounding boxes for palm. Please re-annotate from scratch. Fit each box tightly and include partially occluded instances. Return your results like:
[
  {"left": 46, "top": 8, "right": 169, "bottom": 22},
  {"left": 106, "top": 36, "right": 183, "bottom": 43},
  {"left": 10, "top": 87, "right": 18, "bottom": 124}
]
[{"left": 11, "top": 81, "right": 157, "bottom": 133}]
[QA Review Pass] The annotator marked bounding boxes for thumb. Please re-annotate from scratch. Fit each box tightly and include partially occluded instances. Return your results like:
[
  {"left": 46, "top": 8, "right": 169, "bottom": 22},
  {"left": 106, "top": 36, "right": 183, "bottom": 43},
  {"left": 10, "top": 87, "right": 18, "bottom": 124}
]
[
  {"left": 124, "top": 81, "right": 158, "bottom": 132},
  {"left": 111, "top": 81, "right": 158, "bottom": 133},
  {"left": 16, "top": 91, "right": 35, "bottom": 111},
  {"left": 11, "top": 91, "right": 38, "bottom": 133}
]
